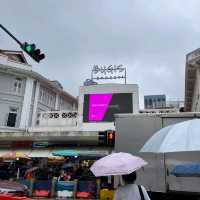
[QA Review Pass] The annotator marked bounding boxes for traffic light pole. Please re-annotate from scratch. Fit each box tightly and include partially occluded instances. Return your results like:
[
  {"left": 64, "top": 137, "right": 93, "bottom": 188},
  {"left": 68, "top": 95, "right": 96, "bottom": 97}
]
[
  {"left": 0, "top": 24, "right": 23, "bottom": 47},
  {"left": 0, "top": 24, "right": 45, "bottom": 62}
]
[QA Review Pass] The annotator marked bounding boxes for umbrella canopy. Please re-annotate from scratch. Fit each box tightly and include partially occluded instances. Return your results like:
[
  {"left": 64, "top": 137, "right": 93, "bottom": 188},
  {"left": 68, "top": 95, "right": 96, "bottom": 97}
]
[
  {"left": 52, "top": 150, "right": 79, "bottom": 157},
  {"left": 2, "top": 151, "right": 29, "bottom": 159},
  {"left": 25, "top": 167, "right": 39, "bottom": 174},
  {"left": 140, "top": 119, "right": 200, "bottom": 153},
  {"left": 90, "top": 152, "right": 147, "bottom": 177}
]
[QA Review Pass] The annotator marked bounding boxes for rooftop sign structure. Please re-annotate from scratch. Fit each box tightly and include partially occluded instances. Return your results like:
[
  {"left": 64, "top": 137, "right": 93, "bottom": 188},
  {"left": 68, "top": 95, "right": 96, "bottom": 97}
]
[{"left": 91, "top": 64, "right": 127, "bottom": 84}]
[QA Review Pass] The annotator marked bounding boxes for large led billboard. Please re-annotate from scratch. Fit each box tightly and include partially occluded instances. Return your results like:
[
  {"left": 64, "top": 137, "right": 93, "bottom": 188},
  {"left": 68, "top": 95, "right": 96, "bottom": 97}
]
[{"left": 83, "top": 93, "right": 133, "bottom": 122}]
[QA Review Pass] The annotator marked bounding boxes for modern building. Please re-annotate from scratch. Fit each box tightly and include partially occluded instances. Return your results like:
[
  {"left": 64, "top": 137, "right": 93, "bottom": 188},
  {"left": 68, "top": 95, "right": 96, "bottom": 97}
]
[
  {"left": 0, "top": 49, "right": 77, "bottom": 128},
  {"left": 144, "top": 94, "right": 166, "bottom": 109},
  {"left": 166, "top": 100, "right": 184, "bottom": 110},
  {"left": 185, "top": 48, "right": 200, "bottom": 112},
  {"left": 78, "top": 83, "right": 139, "bottom": 131}
]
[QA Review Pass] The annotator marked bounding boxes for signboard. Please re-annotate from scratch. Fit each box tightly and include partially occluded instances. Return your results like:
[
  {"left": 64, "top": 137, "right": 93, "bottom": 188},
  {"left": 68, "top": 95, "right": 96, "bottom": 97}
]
[
  {"left": 91, "top": 65, "right": 126, "bottom": 83},
  {"left": 33, "top": 142, "right": 49, "bottom": 148},
  {"left": 83, "top": 93, "right": 133, "bottom": 122}
]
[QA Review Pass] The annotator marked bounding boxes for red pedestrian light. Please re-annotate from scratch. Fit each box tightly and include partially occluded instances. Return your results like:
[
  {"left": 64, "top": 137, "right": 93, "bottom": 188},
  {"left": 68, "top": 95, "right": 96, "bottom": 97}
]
[
  {"left": 107, "top": 130, "right": 115, "bottom": 146},
  {"left": 108, "top": 132, "right": 114, "bottom": 140}
]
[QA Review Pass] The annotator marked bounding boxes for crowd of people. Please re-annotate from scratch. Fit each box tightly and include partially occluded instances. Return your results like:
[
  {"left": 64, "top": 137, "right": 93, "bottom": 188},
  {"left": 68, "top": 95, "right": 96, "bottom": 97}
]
[
  {"left": 0, "top": 157, "right": 151, "bottom": 199},
  {"left": 0, "top": 158, "right": 95, "bottom": 182}
]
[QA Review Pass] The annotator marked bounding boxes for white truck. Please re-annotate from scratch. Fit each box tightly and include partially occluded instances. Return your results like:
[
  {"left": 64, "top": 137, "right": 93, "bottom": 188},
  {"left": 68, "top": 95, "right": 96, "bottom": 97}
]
[{"left": 114, "top": 112, "right": 200, "bottom": 194}]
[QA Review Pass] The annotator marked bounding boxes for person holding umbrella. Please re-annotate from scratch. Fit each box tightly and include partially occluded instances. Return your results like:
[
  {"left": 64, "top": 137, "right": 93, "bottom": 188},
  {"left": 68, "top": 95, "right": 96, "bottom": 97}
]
[
  {"left": 113, "top": 171, "right": 150, "bottom": 200},
  {"left": 90, "top": 152, "right": 150, "bottom": 200}
]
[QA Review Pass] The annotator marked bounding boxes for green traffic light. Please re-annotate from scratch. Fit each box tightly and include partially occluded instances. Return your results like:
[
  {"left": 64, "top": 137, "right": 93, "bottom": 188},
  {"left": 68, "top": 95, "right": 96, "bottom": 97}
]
[
  {"left": 26, "top": 44, "right": 36, "bottom": 53},
  {"left": 21, "top": 42, "right": 45, "bottom": 62},
  {"left": 26, "top": 45, "right": 32, "bottom": 52}
]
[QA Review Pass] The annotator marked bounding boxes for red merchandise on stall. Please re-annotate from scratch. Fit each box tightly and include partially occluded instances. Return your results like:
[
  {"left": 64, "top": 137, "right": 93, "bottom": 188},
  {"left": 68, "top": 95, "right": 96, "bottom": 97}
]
[
  {"left": 76, "top": 191, "right": 92, "bottom": 199},
  {"left": 0, "top": 194, "right": 32, "bottom": 200}
]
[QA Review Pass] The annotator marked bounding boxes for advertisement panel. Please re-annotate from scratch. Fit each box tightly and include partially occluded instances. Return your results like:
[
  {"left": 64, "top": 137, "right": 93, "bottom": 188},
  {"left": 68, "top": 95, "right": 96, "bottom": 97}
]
[{"left": 83, "top": 93, "right": 132, "bottom": 122}]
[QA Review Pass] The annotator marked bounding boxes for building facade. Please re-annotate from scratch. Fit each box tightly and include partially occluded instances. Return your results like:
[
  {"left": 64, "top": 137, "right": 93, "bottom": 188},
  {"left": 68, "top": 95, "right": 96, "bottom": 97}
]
[
  {"left": 166, "top": 100, "right": 184, "bottom": 110},
  {"left": 0, "top": 49, "right": 77, "bottom": 128},
  {"left": 144, "top": 94, "right": 166, "bottom": 109},
  {"left": 185, "top": 48, "right": 200, "bottom": 112},
  {"left": 78, "top": 83, "right": 139, "bottom": 131}
]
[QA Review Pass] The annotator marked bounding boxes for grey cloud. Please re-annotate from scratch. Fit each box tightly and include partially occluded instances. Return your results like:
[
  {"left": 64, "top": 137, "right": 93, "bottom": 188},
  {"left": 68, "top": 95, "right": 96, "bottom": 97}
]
[{"left": 1, "top": 0, "right": 200, "bottom": 107}]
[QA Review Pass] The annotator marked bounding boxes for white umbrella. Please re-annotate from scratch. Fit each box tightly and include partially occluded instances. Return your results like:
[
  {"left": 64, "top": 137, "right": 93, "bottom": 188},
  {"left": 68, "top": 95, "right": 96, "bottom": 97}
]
[
  {"left": 140, "top": 119, "right": 200, "bottom": 153},
  {"left": 90, "top": 152, "right": 147, "bottom": 176}
]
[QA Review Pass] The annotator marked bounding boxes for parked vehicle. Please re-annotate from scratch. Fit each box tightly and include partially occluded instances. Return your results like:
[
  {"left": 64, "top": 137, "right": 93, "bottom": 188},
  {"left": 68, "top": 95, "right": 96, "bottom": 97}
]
[
  {"left": 114, "top": 112, "right": 200, "bottom": 194},
  {"left": 0, "top": 180, "right": 28, "bottom": 196}
]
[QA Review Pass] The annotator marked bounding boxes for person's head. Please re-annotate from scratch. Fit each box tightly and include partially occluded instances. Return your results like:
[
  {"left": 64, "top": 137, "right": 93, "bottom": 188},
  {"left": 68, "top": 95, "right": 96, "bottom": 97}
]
[
  {"left": 60, "top": 170, "right": 65, "bottom": 175},
  {"left": 122, "top": 171, "right": 137, "bottom": 184}
]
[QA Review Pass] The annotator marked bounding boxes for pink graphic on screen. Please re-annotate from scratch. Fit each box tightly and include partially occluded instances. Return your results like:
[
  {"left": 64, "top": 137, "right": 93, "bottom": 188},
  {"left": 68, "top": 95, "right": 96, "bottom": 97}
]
[{"left": 89, "top": 94, "right": 113, "bottom": 121}]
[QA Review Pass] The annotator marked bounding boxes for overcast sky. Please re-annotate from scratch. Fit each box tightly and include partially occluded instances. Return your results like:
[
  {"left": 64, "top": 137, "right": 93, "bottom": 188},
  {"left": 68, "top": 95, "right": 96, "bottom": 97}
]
[{"left": 1, "top": 1, "right": 200, "bottom": 107}]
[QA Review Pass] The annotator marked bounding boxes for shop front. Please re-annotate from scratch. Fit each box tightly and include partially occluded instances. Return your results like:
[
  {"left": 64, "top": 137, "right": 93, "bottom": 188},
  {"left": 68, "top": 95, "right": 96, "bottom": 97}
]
[{"left": 0, "top": 146, "right": 112, "bottom": 199}]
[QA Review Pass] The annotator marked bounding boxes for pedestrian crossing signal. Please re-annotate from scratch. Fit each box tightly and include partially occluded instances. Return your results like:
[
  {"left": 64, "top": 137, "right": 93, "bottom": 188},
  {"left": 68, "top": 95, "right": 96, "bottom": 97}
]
[{"left": 107, "top": 131, "right": 115, "bottom": 146}]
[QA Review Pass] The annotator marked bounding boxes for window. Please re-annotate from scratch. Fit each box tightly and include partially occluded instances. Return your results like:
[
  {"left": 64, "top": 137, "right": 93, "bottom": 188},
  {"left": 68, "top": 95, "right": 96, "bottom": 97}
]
[
  {"left": 145, "top": 99, "right": 148, "bottom": 107},
  {"left": 39, "top": 88, "right": 55, "bottom": 107},
  {"left": 7, "top": 107, "right": 18, "bottom": 127},
  {"left": 39, "top": 90, "right": 42, "bottom": 101},
  {"left": 60, "top": 97, "right": 65, "bottom": 109},
  {"left": 13, "top": 78, "right": 22, "bottom": 94}
]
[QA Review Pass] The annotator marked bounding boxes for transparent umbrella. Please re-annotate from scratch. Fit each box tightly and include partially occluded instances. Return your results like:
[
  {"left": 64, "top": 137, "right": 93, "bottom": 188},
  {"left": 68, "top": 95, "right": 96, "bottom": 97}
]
[{"left": 140, "top": 119, "right": 200, "bottom": 153}]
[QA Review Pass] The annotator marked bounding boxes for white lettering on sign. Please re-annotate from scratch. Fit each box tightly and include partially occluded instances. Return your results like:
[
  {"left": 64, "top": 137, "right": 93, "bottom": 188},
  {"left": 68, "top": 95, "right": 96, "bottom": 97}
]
[{"left": 91, "top": 65, "right": 126, "bottom": 83}]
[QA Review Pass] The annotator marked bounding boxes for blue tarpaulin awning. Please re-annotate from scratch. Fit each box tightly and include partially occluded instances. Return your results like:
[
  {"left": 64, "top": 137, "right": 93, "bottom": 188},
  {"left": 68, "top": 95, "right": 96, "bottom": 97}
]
[
  {"left": 52, "top": 150, "right": 79, "bottom": 157},
  {"left": 171, "top": 163, "right": 200, "bottom": 177}
]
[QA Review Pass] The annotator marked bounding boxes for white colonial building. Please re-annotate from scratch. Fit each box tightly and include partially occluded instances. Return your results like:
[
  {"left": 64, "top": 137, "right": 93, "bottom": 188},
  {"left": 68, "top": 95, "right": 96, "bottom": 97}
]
[{"left": 0, "top": 49, "right": 77, "bottom": 128}]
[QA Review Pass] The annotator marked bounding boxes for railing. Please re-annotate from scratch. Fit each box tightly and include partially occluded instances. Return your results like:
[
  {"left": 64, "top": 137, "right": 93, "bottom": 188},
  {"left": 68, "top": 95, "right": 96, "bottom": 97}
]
[
  {"left": 15, "top": 179, "right": 100, "bottom": 198},
  {"left": 36, "top": 111, "right": 78, "bottom": 127}
]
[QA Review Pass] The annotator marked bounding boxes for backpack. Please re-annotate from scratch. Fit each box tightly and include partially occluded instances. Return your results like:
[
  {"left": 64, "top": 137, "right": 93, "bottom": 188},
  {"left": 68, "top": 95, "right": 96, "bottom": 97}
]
[{"left": 138, "top": 185, "right": 145, "bottom": 200}]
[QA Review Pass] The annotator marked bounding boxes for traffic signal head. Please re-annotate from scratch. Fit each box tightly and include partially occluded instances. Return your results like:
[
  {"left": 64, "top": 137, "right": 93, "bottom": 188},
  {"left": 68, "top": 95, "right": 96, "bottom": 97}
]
[
  {"left": 98, "top": 132, "right": 107, "bottom": 146},
  {"left": 98, "top": 130, "right": 115, "bottom": 146},
  {"left": 21, "top": 42, "right": 45, "bottom": 63},
  {"left": 107, "top": 130, "right": 115, "bottom": 146},
  {"left": 23, "top": 43, "right": 36, "bottom": 53},
  {"left": 34, "top": 48, "right": 45, "bottom": 62}
]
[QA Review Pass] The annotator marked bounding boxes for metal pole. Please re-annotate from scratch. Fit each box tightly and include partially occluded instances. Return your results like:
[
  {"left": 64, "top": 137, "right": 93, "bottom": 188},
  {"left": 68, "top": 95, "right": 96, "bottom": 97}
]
[
  {"left": 0, "top": 24, "right": 23, "bottom": 46},
  {"left": 125, "top": 68, "right": 127, "bottom": 84},
  {"left": 91, "top": 69, "right": 93, "bottom": 81}
]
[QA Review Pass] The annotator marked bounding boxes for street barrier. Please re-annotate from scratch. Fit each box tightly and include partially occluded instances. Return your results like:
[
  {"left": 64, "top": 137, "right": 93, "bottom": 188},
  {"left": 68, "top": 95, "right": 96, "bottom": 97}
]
[{"left": 56, "top": 180, "right": 77, "bottom": 198}]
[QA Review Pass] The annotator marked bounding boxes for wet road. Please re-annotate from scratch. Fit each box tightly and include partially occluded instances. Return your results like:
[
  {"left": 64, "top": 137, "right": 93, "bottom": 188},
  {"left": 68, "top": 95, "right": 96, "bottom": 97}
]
[
  {"left": 32, "top": 192, "right": 200, "bottom": 200},
  {"left": 149, "top": 192, "right": 200, "bottom": 200},
  {"left": 38, "top": 195, "right": 200, "bottom": 200}
]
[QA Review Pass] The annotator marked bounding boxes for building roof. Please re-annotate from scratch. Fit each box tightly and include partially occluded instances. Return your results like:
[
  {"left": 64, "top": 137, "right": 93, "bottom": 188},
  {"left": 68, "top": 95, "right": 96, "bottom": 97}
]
[
  {"left": 0, "top": 50, "right": 77, "bottom": 104},
  {"left": 0, "top": 49, "right": 28, "bottom": 64}
]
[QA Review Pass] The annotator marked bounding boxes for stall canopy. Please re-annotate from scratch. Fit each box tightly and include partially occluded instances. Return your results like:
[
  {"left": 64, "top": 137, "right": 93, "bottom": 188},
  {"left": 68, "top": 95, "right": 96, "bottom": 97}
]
[
  {"left": 0, "top": 150, "right": 11, "bottom": 157},
  {"left": 0, "top": 149, "right": 31, "bottom": 159},
  {"left": 29, "top": 149, "right": 52, "bottom": 158},
  {"left": 52, "top": 148, "right": 110, "bottom": 159},
  {"left": 52, "top": 150, "right": 79, "bottom": 157},
  {"left": 0, "top": 148, "right": 110, "bottom": 159}
]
